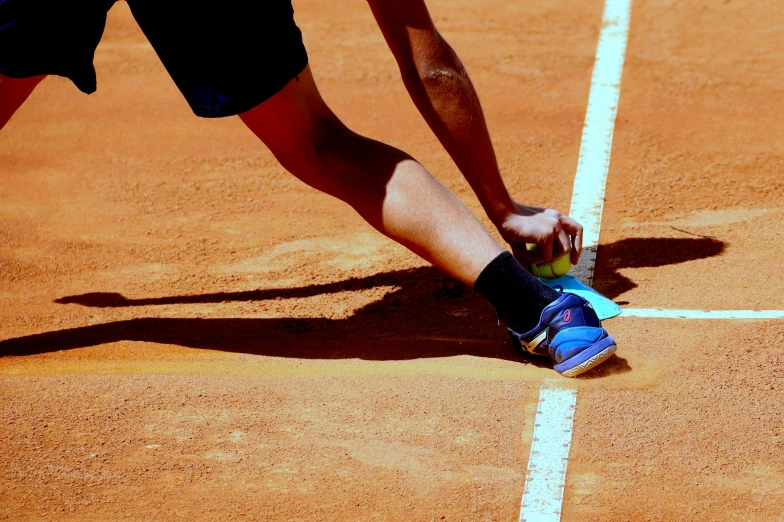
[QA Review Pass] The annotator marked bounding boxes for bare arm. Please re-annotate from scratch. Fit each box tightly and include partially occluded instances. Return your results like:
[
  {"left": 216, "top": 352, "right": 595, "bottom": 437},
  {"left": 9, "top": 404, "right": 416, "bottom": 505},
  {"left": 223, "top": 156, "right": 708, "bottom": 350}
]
[{"left": 367, "top": 0, "right": 582, "bottom": 266}]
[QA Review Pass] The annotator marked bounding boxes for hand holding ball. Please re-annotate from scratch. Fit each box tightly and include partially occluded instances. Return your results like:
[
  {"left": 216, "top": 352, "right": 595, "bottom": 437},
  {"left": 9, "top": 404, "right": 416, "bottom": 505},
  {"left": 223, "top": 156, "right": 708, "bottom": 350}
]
[{"left": 527, "top": 244, "right": 572, "bottom": 279}]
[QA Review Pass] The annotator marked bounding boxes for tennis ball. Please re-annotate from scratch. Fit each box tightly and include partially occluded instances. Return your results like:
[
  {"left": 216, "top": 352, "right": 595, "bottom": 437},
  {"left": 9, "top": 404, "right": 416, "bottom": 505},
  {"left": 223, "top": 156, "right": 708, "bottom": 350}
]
[{"left": 527, "top": 245, "right": 572, "bottom": 279}]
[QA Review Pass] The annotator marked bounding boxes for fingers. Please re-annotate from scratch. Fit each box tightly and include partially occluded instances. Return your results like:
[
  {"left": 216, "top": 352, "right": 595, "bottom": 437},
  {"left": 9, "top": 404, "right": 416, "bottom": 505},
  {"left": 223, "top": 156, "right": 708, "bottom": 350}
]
[
  {"left": 556, "top": 228, "right": 571, "bottom": 256},
  {"left": 536, "top": 237, "right": 554, "bottom": 265},
  {"left": 533, "top": 217, "right": 579, "bottom": 267},
  {"left": 560, "top": 215, "right": 583, "bottom": 264},
  {"left": 501, "top": 209, "right": 585, "bottom": 267},
  {"left": 515, "top": 241, "right": 548, "bottom": 267},
  {"left": 520, "top": 222, "right": 560, "bottom": 266}
]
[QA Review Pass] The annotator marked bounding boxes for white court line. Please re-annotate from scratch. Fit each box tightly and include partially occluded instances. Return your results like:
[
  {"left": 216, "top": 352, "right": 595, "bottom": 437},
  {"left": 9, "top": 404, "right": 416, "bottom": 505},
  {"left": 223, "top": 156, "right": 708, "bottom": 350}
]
[
  {"left": 569, "top": 0, "right": 634, "bottom": 287},
  {"left": 520, "top": 0, "right": 633, "bottom": 521},
  {"left": 622, "top": 308, "right": 784, "bottom": 319},
  {"left": 519, "top": 388, "right": 578, "bottom": 522}
]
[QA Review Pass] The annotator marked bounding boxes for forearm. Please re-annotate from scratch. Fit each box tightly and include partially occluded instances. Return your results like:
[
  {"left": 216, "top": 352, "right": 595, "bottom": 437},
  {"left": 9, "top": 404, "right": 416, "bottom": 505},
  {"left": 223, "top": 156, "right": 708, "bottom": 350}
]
[{"left": 398, "top": 33, "right": 516, "bottom": 227}]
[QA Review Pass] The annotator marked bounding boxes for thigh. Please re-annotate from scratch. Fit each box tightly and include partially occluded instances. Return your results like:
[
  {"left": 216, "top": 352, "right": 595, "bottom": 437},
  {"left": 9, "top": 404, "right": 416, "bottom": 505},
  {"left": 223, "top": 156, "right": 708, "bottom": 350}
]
[
  {"left": 238, "top": 65, "right": 339, "bottom": 146},
  {"left": 238, "top": 64, "right": 359, "bottom": 197},
  {"left": 128, "top": 0, "right": 309, "bottom": 118}
]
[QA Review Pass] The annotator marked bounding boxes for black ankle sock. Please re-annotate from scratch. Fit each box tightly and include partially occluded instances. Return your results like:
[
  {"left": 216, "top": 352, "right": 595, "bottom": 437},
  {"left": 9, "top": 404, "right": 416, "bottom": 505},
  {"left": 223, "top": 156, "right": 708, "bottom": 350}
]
[{"left": 473, "top": 251, "right": 560, "bottom": 333}]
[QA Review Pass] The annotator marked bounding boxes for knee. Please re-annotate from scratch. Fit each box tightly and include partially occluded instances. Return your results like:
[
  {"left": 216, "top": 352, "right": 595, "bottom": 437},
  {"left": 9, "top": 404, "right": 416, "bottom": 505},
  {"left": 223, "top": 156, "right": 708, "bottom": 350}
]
[
  {"left": 267, "top": 115, "right": 354, "bottom": 177},
  {"left": 294, "top": 117, "right": 349, "bottom": 165},
  {"left": 238, "top": 67, "right": 359, "bottom": 182}
]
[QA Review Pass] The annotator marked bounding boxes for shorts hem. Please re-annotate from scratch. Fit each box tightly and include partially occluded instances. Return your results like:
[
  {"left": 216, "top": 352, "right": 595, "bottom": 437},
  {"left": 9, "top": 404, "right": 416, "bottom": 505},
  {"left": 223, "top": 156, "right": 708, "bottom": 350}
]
[
  {"left": 0, "top": 66, "right": 96, "bottom": 94},
  {"left": 0, "top": 65, "right": 40, "bottom": 80},
  {"left": 189, "top": 59, "right": 308, "bottom": 119}
]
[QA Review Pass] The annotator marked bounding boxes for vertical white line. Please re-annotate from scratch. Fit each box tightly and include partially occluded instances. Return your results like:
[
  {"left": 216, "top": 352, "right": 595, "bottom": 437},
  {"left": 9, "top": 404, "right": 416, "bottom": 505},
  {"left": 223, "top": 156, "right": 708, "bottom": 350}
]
[
  {"left": 519, "top": 387, "right": 578, "bottom": 522},
  {"left": 519, "top": 1, "right": 633, "bottom": 521},
  {"left": 569, "top": 0, "right": 634, "bottom": 286}
]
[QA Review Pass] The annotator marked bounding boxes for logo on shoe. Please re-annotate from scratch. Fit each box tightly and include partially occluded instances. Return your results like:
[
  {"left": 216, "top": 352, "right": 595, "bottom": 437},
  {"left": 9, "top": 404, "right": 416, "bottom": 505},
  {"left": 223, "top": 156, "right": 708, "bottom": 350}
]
[
  {"left": 523, "top": 329, "right": 548, "bottom": 355},
  {"left": 563, "top": 309, "right": 572, "bottom": 323}
]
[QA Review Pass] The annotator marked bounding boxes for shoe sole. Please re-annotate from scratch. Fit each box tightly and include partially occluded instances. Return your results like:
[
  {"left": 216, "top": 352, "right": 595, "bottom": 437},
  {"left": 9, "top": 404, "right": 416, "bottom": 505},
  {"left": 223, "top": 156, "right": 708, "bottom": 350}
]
[{"left": 558, "top": 343, "right": 617, "bottom": 378}]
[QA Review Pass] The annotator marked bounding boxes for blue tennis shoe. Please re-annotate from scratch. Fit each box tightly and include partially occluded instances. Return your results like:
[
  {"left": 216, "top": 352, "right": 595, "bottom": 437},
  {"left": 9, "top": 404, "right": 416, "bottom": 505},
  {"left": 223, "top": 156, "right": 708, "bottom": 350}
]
[{"left": 509, "top": 291, "right": 617, "bottom": 377}]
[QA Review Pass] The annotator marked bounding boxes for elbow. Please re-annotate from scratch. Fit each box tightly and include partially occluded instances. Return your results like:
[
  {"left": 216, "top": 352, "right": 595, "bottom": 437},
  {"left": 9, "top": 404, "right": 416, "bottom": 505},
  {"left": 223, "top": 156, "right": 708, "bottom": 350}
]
[
  {"left": 418, "top": 64, "right": 467, "bottom": 90},
  {"left": 400, "top": 59, "right": 468, "bottom": 95},
  {"left": 396, "top": 31, "right": 470, "bottom": 93}
]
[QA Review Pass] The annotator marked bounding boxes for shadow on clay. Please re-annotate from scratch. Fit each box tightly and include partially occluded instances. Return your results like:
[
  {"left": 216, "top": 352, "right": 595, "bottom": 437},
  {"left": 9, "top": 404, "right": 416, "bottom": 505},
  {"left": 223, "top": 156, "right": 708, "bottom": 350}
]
[
  {"left": 593, "top": 236, "right": 726, "bottom": 299},
  {"left": 55, "top": 236, "right": 727, "bottom": 308},
  {"left": 3, "top": 236, "right": 699, "bottom": 377},
  {"left": 7, "top": 266, "right": 532, "bottom": 364},
  {"left": 2, "top": 268, "right": 631, "bottom": 377}
]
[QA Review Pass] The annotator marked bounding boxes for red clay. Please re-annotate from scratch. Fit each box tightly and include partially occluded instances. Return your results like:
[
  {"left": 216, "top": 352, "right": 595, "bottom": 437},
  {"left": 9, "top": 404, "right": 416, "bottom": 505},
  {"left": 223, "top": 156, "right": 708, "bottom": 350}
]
[{"left": 1, "top": 0, "right": 783, "bottom": 520}]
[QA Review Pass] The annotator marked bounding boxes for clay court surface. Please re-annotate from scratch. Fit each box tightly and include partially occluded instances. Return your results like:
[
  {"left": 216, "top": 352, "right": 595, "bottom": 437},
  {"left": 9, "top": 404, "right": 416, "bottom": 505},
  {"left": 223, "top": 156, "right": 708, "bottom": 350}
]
[{"left": 2, "top": 0, "right": 783, "bottom": 520}]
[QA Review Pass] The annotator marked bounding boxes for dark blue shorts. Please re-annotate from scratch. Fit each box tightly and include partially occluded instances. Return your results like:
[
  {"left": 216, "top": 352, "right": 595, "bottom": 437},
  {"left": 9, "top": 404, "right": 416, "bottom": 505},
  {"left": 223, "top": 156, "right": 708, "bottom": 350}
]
[{"left": 0, "top": 0, "right": 309, "bottom": 117}]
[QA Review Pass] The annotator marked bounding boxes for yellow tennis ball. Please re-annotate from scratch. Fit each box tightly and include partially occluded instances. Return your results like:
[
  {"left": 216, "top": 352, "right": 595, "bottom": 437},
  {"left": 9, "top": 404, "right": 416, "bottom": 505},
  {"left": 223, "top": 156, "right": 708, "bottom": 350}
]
[{"left": 527, "top": 245, "right": 572, "bottom": 279}]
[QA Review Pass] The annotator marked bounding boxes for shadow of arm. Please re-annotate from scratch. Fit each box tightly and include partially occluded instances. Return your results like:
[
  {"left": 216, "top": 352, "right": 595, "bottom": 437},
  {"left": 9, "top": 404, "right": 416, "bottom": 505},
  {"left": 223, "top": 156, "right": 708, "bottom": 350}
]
[{"left": 53, "top": 268, "right": 422, "bottom": 308}]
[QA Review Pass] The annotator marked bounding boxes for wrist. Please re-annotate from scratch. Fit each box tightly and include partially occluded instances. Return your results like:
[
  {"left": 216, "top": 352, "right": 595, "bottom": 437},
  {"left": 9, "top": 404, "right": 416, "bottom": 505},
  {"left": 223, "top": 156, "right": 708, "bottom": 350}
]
[{"left": 486, "top": 198, "right": 518, "bottom": 229}]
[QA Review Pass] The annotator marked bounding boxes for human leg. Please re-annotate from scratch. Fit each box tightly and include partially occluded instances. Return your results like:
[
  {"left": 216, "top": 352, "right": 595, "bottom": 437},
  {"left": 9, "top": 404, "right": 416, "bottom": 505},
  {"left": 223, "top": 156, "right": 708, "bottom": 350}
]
[
  {"left": 0, "top": 74, "right": 45, "bottom": 130},
  {"left": 239, "top": 66, "right": 505, "bottom": 286},
  {"left": 238, "top": 67, "right": 619, "bottom": 376},
  {"left": 126, "top": 0, "right": 615, "bottom": 374},
  {"left": 0, "top": 0, "right": 117, "bottom": 130}
]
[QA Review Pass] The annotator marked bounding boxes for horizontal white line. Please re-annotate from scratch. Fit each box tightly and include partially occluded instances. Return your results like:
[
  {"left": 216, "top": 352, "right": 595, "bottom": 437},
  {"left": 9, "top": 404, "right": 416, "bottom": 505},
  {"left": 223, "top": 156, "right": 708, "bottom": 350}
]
[
  {"left": 622, "top": 309, "right": 784, "bottom": 319},
  {"left": 519, "top": 387, "right": 577, "bottom": 522}
]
